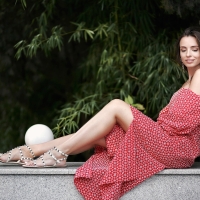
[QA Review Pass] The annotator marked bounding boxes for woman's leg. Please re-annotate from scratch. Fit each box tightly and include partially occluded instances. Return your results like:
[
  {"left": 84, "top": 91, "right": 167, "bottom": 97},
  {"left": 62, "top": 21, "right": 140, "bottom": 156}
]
[
  {"left": 29, "top": 134, "right": 106, "bottom": 156},
  {"left": 24, "top": 99, "right": 133, "bottom": 166},
  {"left": 57, "top": 99, "right": 133, "bottom": 155},
  {"left": 0, "top": 133, "right": 105, "bottom": 162}
]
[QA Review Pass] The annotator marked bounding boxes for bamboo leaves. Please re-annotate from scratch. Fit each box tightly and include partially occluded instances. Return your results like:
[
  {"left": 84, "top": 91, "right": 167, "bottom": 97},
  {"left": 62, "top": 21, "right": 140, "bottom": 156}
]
[
  {"left": 14, "top": 26, "right": 63, "bottom": 59},
  {"left": 94, "top": 24, "right": 108, "bottom": 39},
  {"left": 53, "top": 95, "right": 99, "bottom": 135},
  {"left": 68, "top": 22, "right": 94, "bottom": 42},
  {"left": 131, "top": 36, "right": 186, "bottom": 118},
  {"left": 21, "top": 0, "right": 26, "bottom": 9},
  {"left": 12, "top": 0, "right": 187, "bottom": 136}
]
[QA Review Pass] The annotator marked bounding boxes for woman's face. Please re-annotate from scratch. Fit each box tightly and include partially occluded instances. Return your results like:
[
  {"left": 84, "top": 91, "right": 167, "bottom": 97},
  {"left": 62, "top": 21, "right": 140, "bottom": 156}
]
[{"left": 180, "top": 36, "right": 200, "bottom": 70}]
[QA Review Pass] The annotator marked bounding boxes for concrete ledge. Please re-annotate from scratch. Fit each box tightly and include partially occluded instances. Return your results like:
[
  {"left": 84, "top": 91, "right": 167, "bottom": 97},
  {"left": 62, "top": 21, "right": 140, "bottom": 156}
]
[
  {"left": 1, "top": 162, "right": 200, "bottom": 200},
  {"left": 0, "top": 162, "right": 84, "bottom": 174},
  {"left": 0, "top": 162, "right": 84, "bottom": 200}
]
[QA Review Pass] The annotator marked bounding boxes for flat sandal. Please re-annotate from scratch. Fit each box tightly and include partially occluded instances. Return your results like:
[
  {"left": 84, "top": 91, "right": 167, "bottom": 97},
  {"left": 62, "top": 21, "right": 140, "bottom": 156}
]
[
  {"left": 23, "top": 147, "right": 68, "bottom": 168},
  {"left": 0, "top": 145, "right": 35, "bottom": 165}
]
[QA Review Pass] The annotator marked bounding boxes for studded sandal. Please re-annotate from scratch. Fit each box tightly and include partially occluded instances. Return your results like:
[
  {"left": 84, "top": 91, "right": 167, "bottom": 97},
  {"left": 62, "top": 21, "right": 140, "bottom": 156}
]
[
  {"left": 0, "top": 145, "right": 35, "bottom": 165},
  {"left": 23, "top": 147, "right": 68, "bottom": 168}
]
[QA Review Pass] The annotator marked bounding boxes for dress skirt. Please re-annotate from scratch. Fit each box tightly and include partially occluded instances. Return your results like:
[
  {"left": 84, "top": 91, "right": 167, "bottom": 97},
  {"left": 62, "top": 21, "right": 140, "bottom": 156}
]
[{"left": 74, "top": 88, "right": 200, "bottom": 200}]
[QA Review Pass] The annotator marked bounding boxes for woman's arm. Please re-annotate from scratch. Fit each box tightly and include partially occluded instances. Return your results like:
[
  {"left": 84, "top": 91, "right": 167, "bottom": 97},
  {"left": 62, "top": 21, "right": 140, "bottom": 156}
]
[{"left": 189, "top": 68, "right": 200, "bottom": 95}]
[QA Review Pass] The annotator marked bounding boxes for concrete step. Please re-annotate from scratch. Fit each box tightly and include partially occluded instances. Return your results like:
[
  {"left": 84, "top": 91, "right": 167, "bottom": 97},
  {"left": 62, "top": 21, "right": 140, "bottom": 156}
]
[{"left": 1, "top": 162, "right": 200, "bottom": 200}]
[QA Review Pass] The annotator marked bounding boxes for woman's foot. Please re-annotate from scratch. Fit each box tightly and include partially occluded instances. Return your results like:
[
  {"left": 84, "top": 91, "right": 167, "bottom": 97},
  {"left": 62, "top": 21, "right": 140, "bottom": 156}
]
[
  {"left": 23, "top": 147, "right": 68, "bottom": 168},
  {"left": 0, "top": 145, "right": 35, "bottom": 164}
]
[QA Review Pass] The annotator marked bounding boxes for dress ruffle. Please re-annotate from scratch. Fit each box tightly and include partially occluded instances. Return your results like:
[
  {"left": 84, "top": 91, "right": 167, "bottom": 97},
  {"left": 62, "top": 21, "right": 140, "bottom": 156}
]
[
  {"left": 157, "top": 88, "right": 200, "bottom": 136},
  {"left": 74, "top": 108, "right": 166, "bottom": 200}
]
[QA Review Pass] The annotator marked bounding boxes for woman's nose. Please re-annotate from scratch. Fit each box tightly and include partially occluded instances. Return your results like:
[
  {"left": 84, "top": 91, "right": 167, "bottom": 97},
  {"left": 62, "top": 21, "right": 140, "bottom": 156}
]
[{"left": 186, "top": 50, "right": 191, "bottom": 57}]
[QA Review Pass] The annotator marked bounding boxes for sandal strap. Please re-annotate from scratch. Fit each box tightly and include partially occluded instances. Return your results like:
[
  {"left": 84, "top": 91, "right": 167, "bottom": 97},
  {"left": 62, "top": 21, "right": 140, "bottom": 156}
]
[
  {"left": 25, "top": 145, "right": 35, "bottom": 158},
  {"left": 18, "top": 146, "right": 25, "bottom": 161},
  {"left": 7, "top": 150, "right": 12, "bottom": 162},
  {"left": 33, "top": 160, "right": 37, "bottom": 167},
  {"left": 4, "top": 145, "right": 35, "bottom": 162},
  {"left": 48, "top": 148, "right": 68, "bottom": 166},
  {"left": 40, "top": 155, "right": 46, "bottom": 166},
  {"left": 19, "top": 145, "right": 35, "bottom": 161},
  {"left": 6, "top": 147, "right": 21, "bottom": 162},
  {"left": 26, "top": 148, "right": 68, "bottom": 167},
  {"left": 47, "top": 150, "right": 66, "bottom": 165},
  {"left": 48, "top": 151, "right": 58, "bottom": 162},
  {"left": 33, "top": 155, "right": 46, "bottom": 167},
  {"left": 54, "top": 147, "right": 68, "bottom": 157}
]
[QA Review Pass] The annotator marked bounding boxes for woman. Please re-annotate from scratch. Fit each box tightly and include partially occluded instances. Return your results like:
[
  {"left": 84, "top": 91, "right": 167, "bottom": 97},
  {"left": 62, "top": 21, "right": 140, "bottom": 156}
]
[{"left": 1, "top": 26, "right": 200, "bottom": 200}]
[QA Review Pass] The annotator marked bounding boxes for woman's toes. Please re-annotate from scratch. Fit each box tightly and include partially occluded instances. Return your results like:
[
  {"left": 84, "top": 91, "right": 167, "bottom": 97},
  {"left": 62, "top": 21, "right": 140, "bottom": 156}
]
[
  {"left": 23, "top": 160, "right": 34, "bottom": 166},
  {"left": 0, "top": 154, "right": 7, "bottom": 162}
]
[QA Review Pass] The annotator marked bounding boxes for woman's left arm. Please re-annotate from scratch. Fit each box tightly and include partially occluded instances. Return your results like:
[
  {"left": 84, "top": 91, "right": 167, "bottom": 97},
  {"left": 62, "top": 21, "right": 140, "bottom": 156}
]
[{"left": 189, "top": 69, "right": 200, "bottom": 95}]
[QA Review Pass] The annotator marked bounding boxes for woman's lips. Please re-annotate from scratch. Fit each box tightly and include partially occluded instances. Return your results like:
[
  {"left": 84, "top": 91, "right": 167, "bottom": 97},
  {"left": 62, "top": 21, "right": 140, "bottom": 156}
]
[{"left": 185, "top": 59, "right": 194, "bottom": 63}]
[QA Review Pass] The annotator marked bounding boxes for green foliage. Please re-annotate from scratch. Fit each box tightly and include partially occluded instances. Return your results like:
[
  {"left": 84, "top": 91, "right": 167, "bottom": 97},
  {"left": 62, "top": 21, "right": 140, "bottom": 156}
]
[
  {"left": 0, "top": 0, "right": 71, "bottom": 152},
  {"left": 54, "top": 94, "right": 99, "bottom": 137},
  {"left": 1, "top": 0, "right": 199, "bottom": 153},
  {"left": 12, "top": 0, "right": 190, "bottom": 137},
  {"left": 68, "top": 22, "right": 94, "bottom": 42},
  {"left": 131, "top": 34, "right": 187, "bottom": 118},
  {"left": 15, "top": 26, "right": 64, "bottom": 59},
  {"left": 124, "top": 95, "right": 145, "bottom": 111}
]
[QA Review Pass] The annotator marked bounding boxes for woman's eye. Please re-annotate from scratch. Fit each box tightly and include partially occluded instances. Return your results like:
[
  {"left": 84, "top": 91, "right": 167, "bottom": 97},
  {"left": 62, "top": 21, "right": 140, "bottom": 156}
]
[{"left": 180, "top": 48, "right": 199, "bottom": 52}]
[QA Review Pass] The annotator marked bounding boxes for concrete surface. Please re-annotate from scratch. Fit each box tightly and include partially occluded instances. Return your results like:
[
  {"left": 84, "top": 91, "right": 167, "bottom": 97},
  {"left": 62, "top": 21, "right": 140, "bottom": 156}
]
[{"left": 1, "top": 162, "right": 200, "bottom": 200}]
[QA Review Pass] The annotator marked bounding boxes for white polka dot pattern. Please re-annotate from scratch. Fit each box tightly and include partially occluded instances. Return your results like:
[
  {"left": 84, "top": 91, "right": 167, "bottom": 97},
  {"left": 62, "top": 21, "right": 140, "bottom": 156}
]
[{"left": 74, "top": 88, "right": 200, "bottom": 200}]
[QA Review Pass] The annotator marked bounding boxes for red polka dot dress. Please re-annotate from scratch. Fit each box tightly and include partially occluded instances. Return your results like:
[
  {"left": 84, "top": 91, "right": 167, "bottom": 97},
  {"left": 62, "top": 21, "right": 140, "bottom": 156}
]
[{"left": 74, "top": 88, "right": 200, "bottom": 200}]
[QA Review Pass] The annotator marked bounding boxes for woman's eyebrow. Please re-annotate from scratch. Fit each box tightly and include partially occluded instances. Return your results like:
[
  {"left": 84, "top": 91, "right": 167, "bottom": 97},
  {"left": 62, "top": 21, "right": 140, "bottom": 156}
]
[{"left": 180, "top": 46, "right": 199, "bottom": 48}]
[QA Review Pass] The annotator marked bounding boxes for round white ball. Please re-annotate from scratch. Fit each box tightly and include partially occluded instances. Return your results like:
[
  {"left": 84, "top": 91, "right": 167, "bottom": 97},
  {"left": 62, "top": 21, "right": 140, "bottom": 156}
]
[{"left": 25, "top": 124, "right": 54, "bottom": 145}]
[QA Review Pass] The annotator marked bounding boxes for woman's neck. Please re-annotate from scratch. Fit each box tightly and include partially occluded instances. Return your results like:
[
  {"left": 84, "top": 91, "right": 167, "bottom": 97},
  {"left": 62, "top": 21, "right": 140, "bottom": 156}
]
[{"left": 187, "top": 66, "right": 200, "bottom": 81}]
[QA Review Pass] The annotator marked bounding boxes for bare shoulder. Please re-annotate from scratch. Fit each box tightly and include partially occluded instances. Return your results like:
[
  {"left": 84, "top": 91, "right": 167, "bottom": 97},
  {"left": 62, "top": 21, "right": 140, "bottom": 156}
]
[
  {"left": 182, "top": 82, "right": 189, "bottom": 89},
  {"left": 189, "top": 69, "right": 200, "bottom": 95}
]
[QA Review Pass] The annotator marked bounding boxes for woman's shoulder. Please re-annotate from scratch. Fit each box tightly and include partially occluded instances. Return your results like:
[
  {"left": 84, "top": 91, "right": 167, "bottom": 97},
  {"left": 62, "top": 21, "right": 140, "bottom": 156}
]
[{"left": 181, "top": 82, "right": 190, "bottom": 89}]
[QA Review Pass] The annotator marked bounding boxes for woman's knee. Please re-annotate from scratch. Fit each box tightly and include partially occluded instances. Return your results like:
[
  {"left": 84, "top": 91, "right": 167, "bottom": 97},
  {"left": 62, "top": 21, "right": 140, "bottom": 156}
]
[
  {"left": 108, "top": 99, "right": 133, "bottom": 131},
  {"left": 106, "top": 99, "right": 131, "bottom": 117},
  {"left": 108, "top": 99, "right": 128, "bottom": 109},
  {"left": 110, "top": 98, "right": 124, "bottom": 104}
]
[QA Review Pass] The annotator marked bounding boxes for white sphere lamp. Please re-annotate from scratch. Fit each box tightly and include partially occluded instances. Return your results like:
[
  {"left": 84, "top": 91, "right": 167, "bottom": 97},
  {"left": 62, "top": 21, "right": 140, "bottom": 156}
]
[{"left": 25, "top": 124, "right": 54, "bottom": 145}]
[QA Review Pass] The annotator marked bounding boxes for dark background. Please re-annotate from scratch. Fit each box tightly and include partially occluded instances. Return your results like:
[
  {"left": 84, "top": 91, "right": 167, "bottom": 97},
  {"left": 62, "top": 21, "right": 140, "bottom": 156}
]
[{"left": 1, "top": 0, "right": 200, "bottom": 161}]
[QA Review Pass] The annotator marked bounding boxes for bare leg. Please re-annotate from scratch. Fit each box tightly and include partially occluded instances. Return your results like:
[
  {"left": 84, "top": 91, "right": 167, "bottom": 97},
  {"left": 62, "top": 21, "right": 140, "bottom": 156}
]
[
  {"left": 30, "top": 134, "right": 106, "bottom": 156},
  {"left": 24, "top": 99, "right": 133, "bottom": 167},
  {"left": 0, "top": 134, "right": 105, "bottom": 162},
  {"left": 58, "top": 99, "right": 133, "bottom": 154}
]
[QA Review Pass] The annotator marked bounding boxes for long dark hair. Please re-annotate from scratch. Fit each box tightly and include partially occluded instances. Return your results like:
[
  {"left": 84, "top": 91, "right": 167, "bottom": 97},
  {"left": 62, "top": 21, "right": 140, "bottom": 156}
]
[{"left": 176, "top": 26, "right": 200, "bottom": 66}]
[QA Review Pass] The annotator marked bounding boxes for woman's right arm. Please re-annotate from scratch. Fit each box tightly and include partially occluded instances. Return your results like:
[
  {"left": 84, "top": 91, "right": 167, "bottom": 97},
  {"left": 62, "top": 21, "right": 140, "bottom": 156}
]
[{"left": 189, "top": 68, "right": 200, "bottom": 95}]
